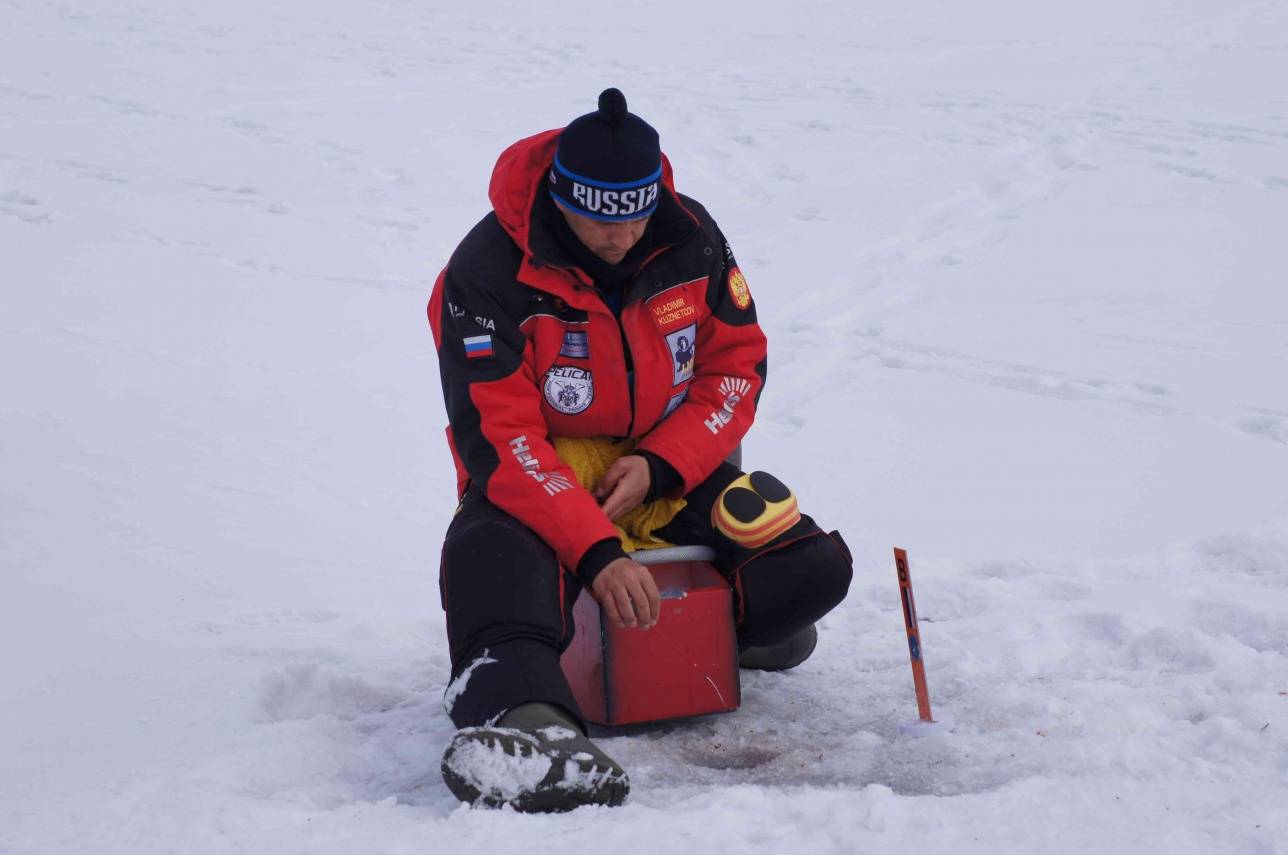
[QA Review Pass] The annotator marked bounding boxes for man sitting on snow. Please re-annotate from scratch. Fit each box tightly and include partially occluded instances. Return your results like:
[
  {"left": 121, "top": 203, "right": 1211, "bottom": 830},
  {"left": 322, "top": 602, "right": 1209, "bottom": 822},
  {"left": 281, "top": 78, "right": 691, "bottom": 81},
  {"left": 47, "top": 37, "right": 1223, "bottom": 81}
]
[{"left": 427, "top": 89, "right": 853, "bottom": 812}]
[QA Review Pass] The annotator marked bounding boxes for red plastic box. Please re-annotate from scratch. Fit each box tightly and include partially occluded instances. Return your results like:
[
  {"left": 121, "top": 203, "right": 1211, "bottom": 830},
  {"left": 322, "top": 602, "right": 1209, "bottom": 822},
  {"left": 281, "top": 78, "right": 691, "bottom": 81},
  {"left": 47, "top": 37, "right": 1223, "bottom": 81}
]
[{"left": 560, "top": 561, "right": 740, "bottom": 726}]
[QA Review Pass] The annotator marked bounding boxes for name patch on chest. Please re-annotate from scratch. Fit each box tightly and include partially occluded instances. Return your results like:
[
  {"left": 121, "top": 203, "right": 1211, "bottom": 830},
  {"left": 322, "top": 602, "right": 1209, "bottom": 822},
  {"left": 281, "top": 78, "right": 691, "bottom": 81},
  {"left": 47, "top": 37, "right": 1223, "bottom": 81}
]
[
  {"left": 650, "top": 293, "right": 699, "bottom": 331},
  {"left": 543, "top": 365, "right": 594, "bottom": 415}
]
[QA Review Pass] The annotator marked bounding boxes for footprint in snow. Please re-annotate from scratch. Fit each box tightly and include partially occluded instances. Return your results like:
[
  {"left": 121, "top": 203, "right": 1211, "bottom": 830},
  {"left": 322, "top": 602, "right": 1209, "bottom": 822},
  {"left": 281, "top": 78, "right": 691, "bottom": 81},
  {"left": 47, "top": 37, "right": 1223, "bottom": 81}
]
[
  {"left": 256, "top": 663, "right": 413, "bottom": 723},
  {"left": 1233, "top": 412, "right": 1288, "bottom": 445}
]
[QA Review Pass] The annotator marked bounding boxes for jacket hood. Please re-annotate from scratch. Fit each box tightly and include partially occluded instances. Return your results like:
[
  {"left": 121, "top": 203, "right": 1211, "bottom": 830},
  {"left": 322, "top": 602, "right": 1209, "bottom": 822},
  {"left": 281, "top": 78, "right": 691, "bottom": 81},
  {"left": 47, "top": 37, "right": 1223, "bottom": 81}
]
[{"left": 488, "top": 128, "right": 677, "bottom": 258}]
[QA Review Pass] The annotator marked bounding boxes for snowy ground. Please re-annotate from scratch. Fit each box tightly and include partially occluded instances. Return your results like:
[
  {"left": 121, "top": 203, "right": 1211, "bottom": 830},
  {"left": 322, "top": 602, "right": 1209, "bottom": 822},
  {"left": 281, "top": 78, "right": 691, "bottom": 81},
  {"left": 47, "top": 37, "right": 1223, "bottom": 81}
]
[{"left": 3, "top": 0, "right": 1288, "bottom": 852}]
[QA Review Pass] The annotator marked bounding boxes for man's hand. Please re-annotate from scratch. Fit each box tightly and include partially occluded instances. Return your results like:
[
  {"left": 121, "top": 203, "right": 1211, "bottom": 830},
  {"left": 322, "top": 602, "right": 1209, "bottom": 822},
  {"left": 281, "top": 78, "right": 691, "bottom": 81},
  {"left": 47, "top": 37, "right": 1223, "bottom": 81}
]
[
  {"left": 594, "top": 454, "right": 651, "bottom": 520},
  {"left": 590, "top": 557, "right": 661, "bottom": 630}
]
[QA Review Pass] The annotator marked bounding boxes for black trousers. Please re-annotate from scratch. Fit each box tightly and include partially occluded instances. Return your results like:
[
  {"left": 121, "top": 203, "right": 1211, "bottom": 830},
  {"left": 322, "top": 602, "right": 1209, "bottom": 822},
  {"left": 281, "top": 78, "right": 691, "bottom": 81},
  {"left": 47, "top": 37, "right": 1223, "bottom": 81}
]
[{"left": 438, "top": 462, "right": 853, "bottom": 729}]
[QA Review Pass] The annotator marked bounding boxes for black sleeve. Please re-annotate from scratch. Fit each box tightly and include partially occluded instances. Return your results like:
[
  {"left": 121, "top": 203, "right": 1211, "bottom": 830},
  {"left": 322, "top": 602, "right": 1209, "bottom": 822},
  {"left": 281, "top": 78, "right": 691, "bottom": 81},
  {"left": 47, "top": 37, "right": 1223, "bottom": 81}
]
[
  {"left": 635, "top": 450, "right": 684, "bottom": 503},
  {"left": 577, "top": 538, "right": 630, "bottom": 589}
]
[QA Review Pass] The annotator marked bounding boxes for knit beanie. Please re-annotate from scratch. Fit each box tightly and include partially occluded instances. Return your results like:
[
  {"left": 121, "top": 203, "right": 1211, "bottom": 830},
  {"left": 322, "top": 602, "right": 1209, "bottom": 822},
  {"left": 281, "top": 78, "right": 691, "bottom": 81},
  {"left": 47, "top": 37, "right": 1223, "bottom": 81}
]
[{"left": 548, "top": 88, "right": 662, "bottom": 222}]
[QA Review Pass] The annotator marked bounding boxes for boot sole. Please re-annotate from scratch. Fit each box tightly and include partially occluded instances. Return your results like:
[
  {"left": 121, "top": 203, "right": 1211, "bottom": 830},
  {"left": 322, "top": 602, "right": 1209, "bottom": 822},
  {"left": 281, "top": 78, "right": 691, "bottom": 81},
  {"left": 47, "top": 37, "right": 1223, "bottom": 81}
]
[{"left": 441, "top": 727, "right": 629, "bottom": 812}]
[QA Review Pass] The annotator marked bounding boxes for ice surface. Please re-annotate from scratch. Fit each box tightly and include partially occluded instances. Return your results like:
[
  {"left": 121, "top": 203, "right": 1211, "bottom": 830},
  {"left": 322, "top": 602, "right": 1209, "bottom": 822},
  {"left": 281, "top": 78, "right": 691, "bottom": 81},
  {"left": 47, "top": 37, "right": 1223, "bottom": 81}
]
[{"left": 2, "top": 0, "right": 1287, "bottom": 852}]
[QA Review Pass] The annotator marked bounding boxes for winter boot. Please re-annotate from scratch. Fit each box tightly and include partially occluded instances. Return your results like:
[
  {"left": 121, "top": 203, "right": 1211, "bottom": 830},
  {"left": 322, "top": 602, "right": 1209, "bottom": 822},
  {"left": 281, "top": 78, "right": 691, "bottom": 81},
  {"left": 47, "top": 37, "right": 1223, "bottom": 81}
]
[
  {"left": 440, "top": 702, "right": 629, "bottom": 812},
  {"left": 738, "top": 623, "right": 818, "bottom": 671}
]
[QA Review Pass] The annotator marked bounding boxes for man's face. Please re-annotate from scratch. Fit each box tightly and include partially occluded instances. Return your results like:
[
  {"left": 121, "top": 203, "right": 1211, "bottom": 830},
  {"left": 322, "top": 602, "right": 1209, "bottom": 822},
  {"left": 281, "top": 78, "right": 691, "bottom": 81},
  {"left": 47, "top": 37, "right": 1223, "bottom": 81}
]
[{"left": 557, "top": 204, "right": 650, "bottom": 265}]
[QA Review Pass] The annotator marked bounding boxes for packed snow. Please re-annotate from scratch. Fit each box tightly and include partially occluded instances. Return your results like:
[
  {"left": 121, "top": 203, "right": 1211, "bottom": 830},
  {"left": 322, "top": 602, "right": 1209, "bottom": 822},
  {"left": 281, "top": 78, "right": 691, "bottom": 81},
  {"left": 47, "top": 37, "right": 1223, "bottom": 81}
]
[{"left": 3, "top": 0, "right": 1287, "bottom": 852}]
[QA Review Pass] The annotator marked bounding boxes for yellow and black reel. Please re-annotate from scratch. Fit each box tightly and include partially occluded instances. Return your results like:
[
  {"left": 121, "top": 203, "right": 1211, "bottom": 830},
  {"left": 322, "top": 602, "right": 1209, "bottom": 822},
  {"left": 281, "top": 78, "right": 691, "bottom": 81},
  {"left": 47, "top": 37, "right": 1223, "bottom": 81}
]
[{"left": 712, "top": 471, "right": 801, "bottom": 549}]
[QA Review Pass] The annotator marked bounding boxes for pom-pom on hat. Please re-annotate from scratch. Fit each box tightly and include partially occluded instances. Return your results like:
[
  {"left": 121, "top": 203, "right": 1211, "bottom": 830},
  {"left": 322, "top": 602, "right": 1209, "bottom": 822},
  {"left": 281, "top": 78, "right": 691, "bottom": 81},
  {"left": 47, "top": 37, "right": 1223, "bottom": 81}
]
[{"left": 548, "top": 88, "right": 662, "bottom": 222}]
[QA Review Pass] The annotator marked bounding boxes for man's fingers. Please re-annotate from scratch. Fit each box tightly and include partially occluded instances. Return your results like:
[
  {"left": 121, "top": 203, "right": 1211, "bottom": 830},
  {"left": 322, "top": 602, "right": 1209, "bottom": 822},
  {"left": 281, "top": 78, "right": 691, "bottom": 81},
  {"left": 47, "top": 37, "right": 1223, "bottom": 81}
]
[
  {"left": 601, "top": 481, "right": 630, "bottom": 520},
  {"left": 625, "top": 572, "right": 661, "bottom": 629},
  {"left": 595, "top": 460, "right": 626, "bottom": 500},
  {"left": 600, "top": 487, "right": 619, "bottom": 519},
  {"left": 623, "top": 577, "right": 647, "bottom": 629},
  {"left": 598, "top": 583, "right": 624, "bottom": 627},
  {"left": 592, "top": 560, "right": 660, "bottom": 630},
  {"left": 612, "top": 584, "right": 637, "bottom": 627},
  {"left": 643, "top": 573, "right": 661, "bottom": 626},
  {"left": 602, "top": 474, "right": 646, "bottom": 520}
]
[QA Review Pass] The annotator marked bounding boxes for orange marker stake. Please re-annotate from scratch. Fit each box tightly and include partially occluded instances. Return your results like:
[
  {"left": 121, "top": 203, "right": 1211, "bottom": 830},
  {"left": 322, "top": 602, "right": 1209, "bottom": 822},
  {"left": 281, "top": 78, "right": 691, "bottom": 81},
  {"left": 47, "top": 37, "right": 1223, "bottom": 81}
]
[{"left": 894, "top": 548, "right": 953, "bottom": 735}]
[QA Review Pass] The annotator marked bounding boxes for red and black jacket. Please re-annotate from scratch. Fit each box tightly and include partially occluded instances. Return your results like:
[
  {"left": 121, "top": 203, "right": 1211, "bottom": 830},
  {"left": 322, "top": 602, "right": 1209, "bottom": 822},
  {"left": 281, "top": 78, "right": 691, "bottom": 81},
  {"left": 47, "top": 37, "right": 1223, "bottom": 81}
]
[{"left": 428, "top": 129, "right": 768, "bottom": 578}]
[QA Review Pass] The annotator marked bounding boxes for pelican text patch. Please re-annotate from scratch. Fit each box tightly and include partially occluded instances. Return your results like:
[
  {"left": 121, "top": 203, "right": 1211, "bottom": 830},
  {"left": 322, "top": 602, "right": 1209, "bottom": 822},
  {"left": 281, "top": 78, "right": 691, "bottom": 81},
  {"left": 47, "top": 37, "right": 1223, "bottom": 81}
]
[{"left": 543, "top": 366, "right": 594, "bottom": 415}]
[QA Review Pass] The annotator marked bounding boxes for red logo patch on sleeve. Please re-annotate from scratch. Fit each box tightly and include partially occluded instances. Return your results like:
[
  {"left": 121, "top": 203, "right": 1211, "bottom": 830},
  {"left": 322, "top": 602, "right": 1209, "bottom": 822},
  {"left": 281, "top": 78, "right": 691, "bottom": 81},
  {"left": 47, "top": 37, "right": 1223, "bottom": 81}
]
[{"left": 727, "top": 267, "right": 752, "bottom": 310}]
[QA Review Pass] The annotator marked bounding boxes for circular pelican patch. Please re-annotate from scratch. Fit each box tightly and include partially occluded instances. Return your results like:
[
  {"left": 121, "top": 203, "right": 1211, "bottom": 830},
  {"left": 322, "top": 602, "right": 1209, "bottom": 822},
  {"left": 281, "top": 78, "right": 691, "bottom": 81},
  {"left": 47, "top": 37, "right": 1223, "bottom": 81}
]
[{"left": 543, "top": 365, "right": 594, "bottom": 414}]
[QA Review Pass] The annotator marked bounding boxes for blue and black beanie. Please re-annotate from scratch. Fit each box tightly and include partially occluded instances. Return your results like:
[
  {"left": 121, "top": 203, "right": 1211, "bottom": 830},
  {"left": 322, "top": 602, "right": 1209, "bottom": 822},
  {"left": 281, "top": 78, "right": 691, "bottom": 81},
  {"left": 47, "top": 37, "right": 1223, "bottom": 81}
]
[{"left": 548, "top": 88, "right": 662, "bottom": 222}]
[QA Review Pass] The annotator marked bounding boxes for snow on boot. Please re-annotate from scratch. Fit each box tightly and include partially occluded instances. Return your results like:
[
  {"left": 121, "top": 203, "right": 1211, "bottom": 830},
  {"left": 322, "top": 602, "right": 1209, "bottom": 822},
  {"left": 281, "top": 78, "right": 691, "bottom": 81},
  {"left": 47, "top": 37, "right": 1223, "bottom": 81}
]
[
  {"left": 738, "top": 623, "right": 818, "bottom": 671},
  {"left": 440, "top": 702, "right": 629, "bottom": 812}
]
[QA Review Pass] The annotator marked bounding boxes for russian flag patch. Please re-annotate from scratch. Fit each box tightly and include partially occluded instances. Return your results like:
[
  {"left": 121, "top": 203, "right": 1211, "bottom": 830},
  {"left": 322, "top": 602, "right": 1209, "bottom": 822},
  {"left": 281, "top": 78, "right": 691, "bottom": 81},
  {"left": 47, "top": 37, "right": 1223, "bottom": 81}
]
[{"left": 463, "top": 334, "right": 493, "bottom": 359}]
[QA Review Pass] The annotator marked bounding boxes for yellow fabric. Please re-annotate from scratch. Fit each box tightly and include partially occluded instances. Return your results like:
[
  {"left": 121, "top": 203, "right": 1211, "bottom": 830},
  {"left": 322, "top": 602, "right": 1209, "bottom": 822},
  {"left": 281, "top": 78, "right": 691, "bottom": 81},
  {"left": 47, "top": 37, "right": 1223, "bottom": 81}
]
[{"left": 551, "top": 436, "right": 685, "bottom": 552}]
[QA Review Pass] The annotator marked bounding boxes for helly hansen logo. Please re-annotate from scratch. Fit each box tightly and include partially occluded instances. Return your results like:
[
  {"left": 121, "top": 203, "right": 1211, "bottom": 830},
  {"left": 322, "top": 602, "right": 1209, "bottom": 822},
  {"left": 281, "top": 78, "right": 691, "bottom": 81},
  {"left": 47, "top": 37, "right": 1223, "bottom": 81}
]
[
  {"left": 705, "top": 377, "right": 752, "bottom": 435},
  {"left": 571, "top": 181, "right": 659, "bottom": 218},
  {"left": 509, "top": 436, "right": 574, "bottom": 496}
]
